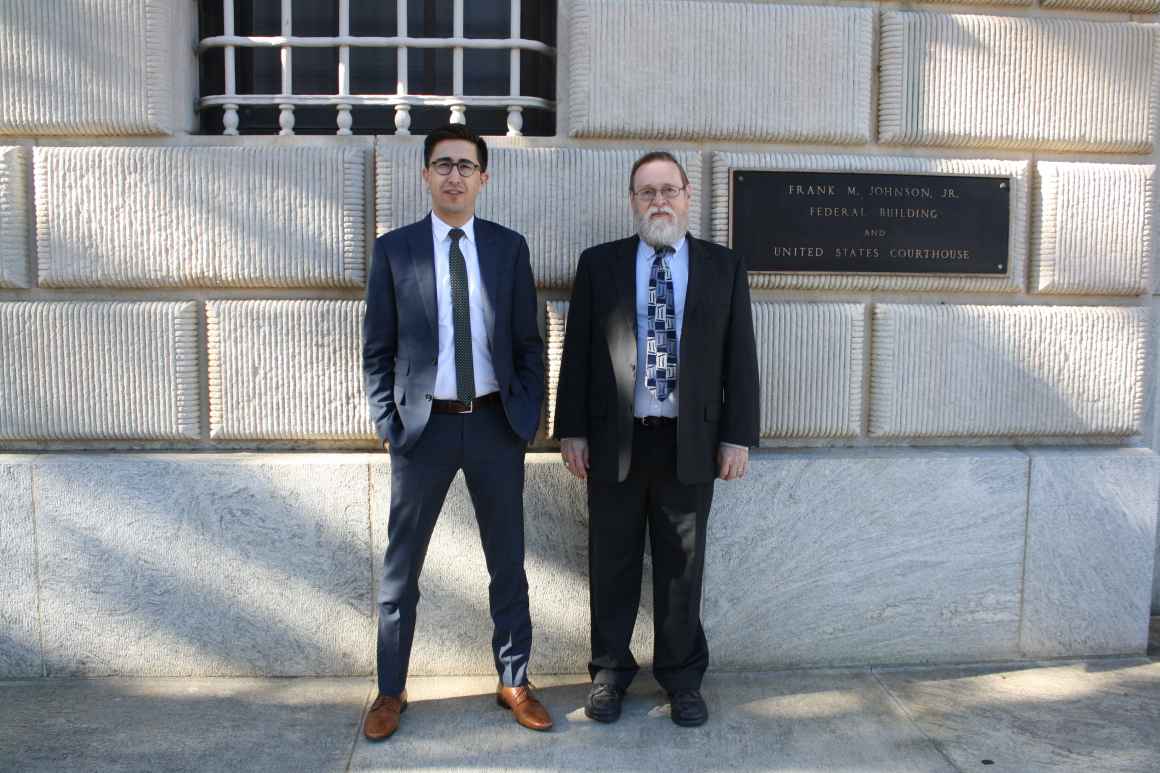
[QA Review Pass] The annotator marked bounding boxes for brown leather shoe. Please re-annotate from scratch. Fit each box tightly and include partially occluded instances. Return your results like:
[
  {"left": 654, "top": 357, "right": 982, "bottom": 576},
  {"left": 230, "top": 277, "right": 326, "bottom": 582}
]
[
  {"left": 496, "top": 683, "right": 553, "bottom": 731},
  {"left": 363, "top": 690, "right": 407, "bottom": 740}
]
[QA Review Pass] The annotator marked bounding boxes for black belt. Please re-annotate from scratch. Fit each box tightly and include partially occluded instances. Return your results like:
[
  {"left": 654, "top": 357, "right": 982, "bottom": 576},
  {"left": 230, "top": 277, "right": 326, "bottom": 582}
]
[
  {"left": 634, "top": 416, "right": 676, "bottom": 428},
  {"left": 431, "top": 392, "right": 501, "bottom": 414}
]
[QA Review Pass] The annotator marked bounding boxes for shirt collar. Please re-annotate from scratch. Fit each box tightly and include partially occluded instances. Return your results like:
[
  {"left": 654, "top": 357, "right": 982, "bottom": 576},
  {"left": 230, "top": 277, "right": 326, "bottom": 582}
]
[
  {"left": 431, "top": 211, "right": 476, "bottom": 245},
  {"left": 637, "top": 235, "right": 687, "bottom": 260}
]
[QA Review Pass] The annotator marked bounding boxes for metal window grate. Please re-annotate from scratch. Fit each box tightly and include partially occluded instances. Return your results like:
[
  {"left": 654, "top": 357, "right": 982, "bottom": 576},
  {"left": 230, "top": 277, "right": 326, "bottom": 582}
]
[{"left": 198, "top": 0, "right": 556, "bottom": 136}]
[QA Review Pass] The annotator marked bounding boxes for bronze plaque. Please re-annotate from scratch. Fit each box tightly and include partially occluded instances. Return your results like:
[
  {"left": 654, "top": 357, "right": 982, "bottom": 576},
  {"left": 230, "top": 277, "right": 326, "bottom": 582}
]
[{"left": 729, "top": 171, "right": 1011, "bottom": 275}]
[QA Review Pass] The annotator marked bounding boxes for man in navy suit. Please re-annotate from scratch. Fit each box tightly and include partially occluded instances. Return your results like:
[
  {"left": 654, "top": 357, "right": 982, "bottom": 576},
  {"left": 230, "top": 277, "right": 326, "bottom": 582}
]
[{"left": 362, "top": 124, "right": 551, "bottom": 740}]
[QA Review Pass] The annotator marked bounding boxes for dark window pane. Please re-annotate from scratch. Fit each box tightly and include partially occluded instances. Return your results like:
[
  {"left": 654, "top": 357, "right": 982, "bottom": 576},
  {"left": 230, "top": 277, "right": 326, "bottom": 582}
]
[
  {"left": 521, "top": 0, "right": 555, "bottom": 44},
  {"left": 350, "top": 47, "right": 397, "bottom": 93},
  {"left": 198, "top": 2, "right": 223, "bottom": 38},
  {"left": 235, "top": 0, "right": 279, "bottom": 35},
  {"left": 464, "top": 2, "right": 509, "bottom": 39},
  {"left": 408, "top": 0, "right": 451, "bottom": 38},
  {"left": 293, "top": 47, "right": 338, "bottom": 94},
  {"left": 520, "top": 50, "right": 553, "bottom": 100},
  {"left": 238, "top": 104, "right": 279, "bottom": 132},
  {"left": 349, "top": 105, "right": 399, "bottom": 133},
  {"left": 408, "top": 48, "right": 452, "bottom": 94},
  {"left": 199, "top": 44, "right": 225, "bottom": 98},
  {"left": 350, "top": 0, "right": 397, "bottom": 37},
  {"left": 463, "top": 49, "right": 508, "bottom": 97},
  {"left": 291, "top": 0, "right": 337, "bottom": 35},
  {"left": 236, "top": 46, "right": 281, "bottom": 94},
  {"left": 288, "top": 105, "right": 343, "bottom": 134}
]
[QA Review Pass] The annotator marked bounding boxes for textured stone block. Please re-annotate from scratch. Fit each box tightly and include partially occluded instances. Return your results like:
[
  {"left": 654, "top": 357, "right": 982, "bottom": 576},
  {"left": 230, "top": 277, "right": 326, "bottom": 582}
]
[
  {"left": 753, "top": 303, "right": 865, "bottom": 438},
  {"left": 0, "top": 1, "right": 176, "bottom": 135},
  {"left": 1044, "top": 0, "right": 1160, "bottom": 11},
  {"left": 880, "top": 13, "right": 1157, "bottom": 152},
  {"left": 568, "top": 0, "right": 874, "bottom": 142},
  {"left": 34, "top": 457, "right": 373, "bottom": 676},
  {"left": 375, "top": 142, "right": 702, "bottom": 288},
  {"left": 870, "top": 305, "right": 1147, "bottom": 437},
  {"left": 545, "top": 301, "right": 567, "bottom": 438},
  {"left": 711, "top": 153, "right": 1030, "bottom": 292},
  {"left": 705, "top": 450, "right": 1028, "bottom": 668},
  {"left": 1021, "top": 449, "right": 1159, "bottom": 657},
  {"left": 0, "top": 464, "right": 40, "bottom": 677},
  {"left": 207, "top": 300, "right": 372, "bottom": 440},
  {"left": 1033, "top": 163, "right": 1153, "bottom": 296},
  {"left": 35, "top": 146, "right": 368, "bottom": 287},
  {"left": 0, "top": 302, "right": 200, "bottom": 440},
  {"left": 0, "top": 147, "right": 28, "bottom": 288},
  {"left": 370, "top": 459, "right": 654, "bottom": 675}
]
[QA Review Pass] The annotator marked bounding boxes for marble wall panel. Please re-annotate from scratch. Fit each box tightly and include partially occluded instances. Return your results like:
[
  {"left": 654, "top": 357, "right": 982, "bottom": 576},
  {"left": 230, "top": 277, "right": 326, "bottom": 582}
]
[
  {"left": 375, "top": 142, "right": 702, "bottom": 288},
  {"left": 0, "top": 147, "right": 28, "bottom": 288},
  {"left": 35, "top": 146, "right": 367, "bottom": 287},
  {"left": 0, "top": 302, "right": 200, "bottom": 440},
  {"left": 370, "top": 459, "right": 654, "bottom": 675},
  {"left": 34, "top": 457, "right": 373, "bottom": 676},
  {"left": 206, "top": 300, "right": 372, "bottom": 440},
  {"left": 870, "top": 305, "right": 1147, "bottom": 437},
  {"left": 1022, "top": 449, "right": 1159, "bottom": 657},
  {"left": 711, "top": 153, "right": 1029, "bottom": 292},
  {"left": 0, "top": 464, "right": 40, "bottom": 677},
  {"left": 880, "top": 13, "right": 1156, "bottom": 153},
  {"left": 0, "top": 0, "right": 176, "bottom": 135},
  {"left": 568, "top": 0, "right": 874, "bottom": 143},
  {"left": 1033, "top": 162, "right": 1153, "bottom": 296},
  {"left": 705, "top": 450, "right": 1029, "bottom": 668}
]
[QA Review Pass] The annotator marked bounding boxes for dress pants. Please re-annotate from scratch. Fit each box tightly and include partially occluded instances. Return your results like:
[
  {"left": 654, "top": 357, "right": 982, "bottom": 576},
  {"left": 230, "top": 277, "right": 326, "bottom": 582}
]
[
  {"left": 586, "top": 422, "right": 714, "bottom": 692},
  {"left": 376, "top": 400, "right": 532, "bottom": 696}
]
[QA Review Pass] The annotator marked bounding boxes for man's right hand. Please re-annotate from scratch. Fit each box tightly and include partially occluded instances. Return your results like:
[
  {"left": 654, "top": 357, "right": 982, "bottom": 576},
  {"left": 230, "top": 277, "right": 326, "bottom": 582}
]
[{"left": 560, "top": 437, "right": 589, "bottom": 480}]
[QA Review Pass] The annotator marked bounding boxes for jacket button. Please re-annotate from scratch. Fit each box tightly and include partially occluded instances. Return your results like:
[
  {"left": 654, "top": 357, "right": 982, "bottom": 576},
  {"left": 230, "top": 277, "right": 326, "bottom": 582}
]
[{"left": 425, "top": 394, "right": 433, "bottom": 401}]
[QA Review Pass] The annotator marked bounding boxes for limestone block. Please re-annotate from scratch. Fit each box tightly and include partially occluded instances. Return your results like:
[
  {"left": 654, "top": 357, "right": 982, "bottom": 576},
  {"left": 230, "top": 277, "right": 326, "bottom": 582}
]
[
  {"left": 0, "top": 1, "right": 176, "bottom": 135},
  {"left": 206, "top": 300, "right": 372, "bottom": 440},
  {"left": 34, "top": 457, "right": 373, "bottom": 676},
  {"left": 1044, "top": 0, "right": 1160, "bottom": 11},
  {"left": 870, "top": 305, "right": 1147, "bottom": 437},
  {"left": 0, "top": 147, "right": 28, "bottom": 288},
  {"left": 705, "top": 450, "right": 1028, "bottom": 668},
  {"left": 0, "top": 302, "right": 200, "bottom": 440},
  {"left": 711, "top": 153, "right": 1030, "bottom": 292},
  {"left": 35, "top": 146, "right": 368, "bottom": 287},
  {"left": 370, "top": 459, "right": 654, "bottom": 675},
  {"left": 568, "top": 0, "right": 874, "bottom": 143},
  {"left": 375, "top": 142, "right": 702, "bottom": 288},
  {"left": 880, "top": 13, "right": 1157, "bottom": 153},
  {"left": 1033, "top": 163, "right": 1153, "bottom": 296},
  {"left": 0, "top": 464, "right": 40, "bottom": 677},
  {"left": 1021, "top": 449, "right": 1159, "bottom": 657},
  {"left": 545, "top": 301, "right": 567, "bottom": 438}
]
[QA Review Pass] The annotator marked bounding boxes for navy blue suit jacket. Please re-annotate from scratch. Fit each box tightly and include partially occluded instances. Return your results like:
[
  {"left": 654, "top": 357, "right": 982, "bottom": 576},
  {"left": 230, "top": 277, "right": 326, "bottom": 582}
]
[{"left": 363, "top": 214, "right": 545, "bottom": 453}]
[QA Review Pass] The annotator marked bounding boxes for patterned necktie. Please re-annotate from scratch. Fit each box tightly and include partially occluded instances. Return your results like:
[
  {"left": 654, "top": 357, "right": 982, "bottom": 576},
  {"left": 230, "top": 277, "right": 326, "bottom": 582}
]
[
  {"left": 646, "top": 245, "right": 677, "bottom": 402},
  {"left": 448, "top": 228, "right": 475, "bottom": 404}
]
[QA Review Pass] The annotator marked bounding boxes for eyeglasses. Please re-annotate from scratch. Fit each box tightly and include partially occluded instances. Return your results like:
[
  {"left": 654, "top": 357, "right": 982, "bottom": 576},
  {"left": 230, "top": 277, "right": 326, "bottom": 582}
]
[
  {"left": 631, "top": 185, "right": 686, "bottom": 202},
  {"left": 429, "top": 158, "right": 481, "bottom": 177}
]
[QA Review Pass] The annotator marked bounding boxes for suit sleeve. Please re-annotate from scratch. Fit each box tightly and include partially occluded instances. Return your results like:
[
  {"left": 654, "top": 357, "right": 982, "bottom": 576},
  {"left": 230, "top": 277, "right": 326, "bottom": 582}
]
[
  {"left": 553, "top": 250, "right": 593, "bottom": 440},
  {"left": 362, "top": 236, "right": 399, "bottom": 445},
  {"left": 510, "top": 235, "right": 545, "bottom": 405},
  {"left": 720, "top": 252, "right": 760, "bottom": 447}
]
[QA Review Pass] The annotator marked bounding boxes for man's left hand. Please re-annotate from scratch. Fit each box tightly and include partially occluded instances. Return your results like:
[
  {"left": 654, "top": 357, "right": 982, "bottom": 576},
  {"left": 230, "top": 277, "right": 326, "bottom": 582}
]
[{"left": 717, "top": 445, "right": 748, "bottom": 481}]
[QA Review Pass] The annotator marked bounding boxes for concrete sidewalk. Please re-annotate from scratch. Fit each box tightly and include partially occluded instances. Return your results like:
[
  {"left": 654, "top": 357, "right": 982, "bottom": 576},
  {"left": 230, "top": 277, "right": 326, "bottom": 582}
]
[{"left": 3, "top": 621, "right": 1159, "bottom": 773}]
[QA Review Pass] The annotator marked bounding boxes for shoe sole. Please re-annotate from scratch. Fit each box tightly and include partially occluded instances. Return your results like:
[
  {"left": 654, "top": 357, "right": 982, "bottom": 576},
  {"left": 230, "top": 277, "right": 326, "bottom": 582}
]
[
  {"left": 670, "top": 713, "right": 707, "bottom": 728},
  {"left": 583, "top": 705, "right": 621, "bottom": 723},
  {"left": 363, "top": 700, "right": 407, "bottom": 741}
]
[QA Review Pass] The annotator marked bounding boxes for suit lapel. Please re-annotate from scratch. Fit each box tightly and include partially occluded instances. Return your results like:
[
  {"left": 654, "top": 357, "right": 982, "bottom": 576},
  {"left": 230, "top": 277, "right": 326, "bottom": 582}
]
[
  {"left": 409, "top": 214, "right": 438, "bottom": 339},
  {"left": 474, "top": 218, "right": 500, "bottom": 326},
  {"left": 614, "top": 236, "right": 639, "bottom": 343},
  {"left": 684, "top": 235, "right": 709, "bottom": 324}
]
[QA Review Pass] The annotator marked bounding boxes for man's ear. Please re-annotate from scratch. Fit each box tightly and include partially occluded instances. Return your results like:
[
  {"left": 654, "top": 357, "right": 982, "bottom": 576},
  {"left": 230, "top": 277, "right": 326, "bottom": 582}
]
[{"left": 479, "top": 171, "right": 489, "bottom": 188}]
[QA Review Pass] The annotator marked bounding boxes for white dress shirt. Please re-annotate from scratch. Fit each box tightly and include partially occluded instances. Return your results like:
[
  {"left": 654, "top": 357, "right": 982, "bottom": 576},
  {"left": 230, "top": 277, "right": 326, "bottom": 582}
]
[{"left": 430, "top": 212, "right": 499, "bottom": 400}]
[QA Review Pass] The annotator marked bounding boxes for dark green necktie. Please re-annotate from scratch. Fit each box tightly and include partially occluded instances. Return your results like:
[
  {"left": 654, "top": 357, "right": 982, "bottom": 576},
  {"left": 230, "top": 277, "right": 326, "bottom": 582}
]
[{"left": 448, "top": 228, "right": 475, "bottom": 404}]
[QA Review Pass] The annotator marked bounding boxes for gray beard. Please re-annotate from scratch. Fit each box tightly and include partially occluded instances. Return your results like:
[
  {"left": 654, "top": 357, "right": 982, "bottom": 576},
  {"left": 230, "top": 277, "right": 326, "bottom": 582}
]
[{"left": 635, "top": 209, "right": 687, "bottom": 248}]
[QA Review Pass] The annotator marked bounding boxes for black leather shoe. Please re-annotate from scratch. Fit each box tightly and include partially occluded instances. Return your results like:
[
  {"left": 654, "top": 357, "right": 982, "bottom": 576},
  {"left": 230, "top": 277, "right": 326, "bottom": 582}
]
[
  {"left": 584, "top": 683, "right": 625, "bottom": 723},
  {"left": 668, "top": 688, "right": 708, "bottom": 727}
]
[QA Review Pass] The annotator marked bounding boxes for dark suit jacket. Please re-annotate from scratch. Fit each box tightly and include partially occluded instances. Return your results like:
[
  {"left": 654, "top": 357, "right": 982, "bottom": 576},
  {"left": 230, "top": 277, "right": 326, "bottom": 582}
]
[
  {"left": 363, "top": 214, "right": 544, "bottom": 453},
  {"left": 553, "top": 234, "right": 760, "bottom": 484}
]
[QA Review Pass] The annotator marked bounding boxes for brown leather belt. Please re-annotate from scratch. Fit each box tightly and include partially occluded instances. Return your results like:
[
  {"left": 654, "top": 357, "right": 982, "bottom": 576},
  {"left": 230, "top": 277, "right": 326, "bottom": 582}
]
[{"left": 431, "top": 391, "right": 501, "bottom": 414}]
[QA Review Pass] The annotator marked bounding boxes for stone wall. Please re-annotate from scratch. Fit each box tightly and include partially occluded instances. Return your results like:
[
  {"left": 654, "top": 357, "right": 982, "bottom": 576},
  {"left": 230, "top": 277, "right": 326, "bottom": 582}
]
[{"left": 0, "top": 0, "right": 1158, "bottom": 676}]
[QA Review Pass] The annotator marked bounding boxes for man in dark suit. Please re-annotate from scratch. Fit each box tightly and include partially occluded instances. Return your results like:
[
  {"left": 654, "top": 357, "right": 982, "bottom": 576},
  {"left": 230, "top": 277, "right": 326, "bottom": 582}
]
[
  {"left": 554, "top": 151, "right": 759, "bottom": 727},
  {"left": 362, "top": 124, "right": 551, "bottom": 739}
]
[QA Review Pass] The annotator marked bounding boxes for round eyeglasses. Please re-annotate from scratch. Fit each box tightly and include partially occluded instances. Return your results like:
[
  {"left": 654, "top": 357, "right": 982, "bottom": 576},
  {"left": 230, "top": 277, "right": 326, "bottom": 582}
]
[
  {"left": 429, "top": 159, "right": 481, "bottom": 177},
  {"left": 631, "top": 185, "right": 686, "bottom": 202}
]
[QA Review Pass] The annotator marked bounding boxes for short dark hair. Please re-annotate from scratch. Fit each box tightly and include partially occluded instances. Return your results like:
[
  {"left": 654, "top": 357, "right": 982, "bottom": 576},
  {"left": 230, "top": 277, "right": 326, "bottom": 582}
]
[
  {"left": 423, "top": 124, "right": 488, "bottom": 172},
  {"left": 629, "top": 151, "right": 689, "bottom": 192}
]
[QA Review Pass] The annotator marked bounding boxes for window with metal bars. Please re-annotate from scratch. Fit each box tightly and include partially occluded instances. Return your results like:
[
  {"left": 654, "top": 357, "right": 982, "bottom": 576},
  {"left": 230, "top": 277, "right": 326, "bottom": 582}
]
[{"left": 197, "top": 0, "right": 557, "bottom": 136}]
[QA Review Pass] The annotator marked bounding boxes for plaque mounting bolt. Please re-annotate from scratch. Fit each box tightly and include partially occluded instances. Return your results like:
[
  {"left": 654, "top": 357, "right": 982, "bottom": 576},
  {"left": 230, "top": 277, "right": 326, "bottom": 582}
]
[{"left": 999, "top": 182, "right": 1008, "bottom": 189}]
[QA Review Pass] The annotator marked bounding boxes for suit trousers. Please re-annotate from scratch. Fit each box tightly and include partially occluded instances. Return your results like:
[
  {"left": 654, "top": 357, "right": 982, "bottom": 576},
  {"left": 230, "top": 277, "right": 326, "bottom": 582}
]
[
  {"left": 376, "top": 400, "right": 532, "bottom": 696},
  {"left": 586, "top": 422, "right": 714, "bottom": 692}
]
